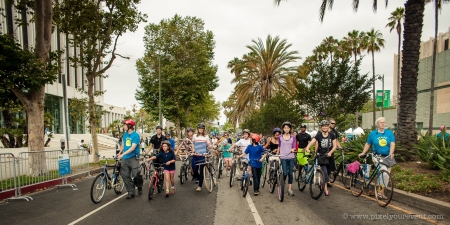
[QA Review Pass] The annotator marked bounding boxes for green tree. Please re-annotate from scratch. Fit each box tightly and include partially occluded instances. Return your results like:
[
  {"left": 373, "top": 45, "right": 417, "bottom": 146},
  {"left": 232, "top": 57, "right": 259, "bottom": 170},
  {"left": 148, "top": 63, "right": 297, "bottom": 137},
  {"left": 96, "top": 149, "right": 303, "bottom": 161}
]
[
  {"left": 241, "top": 94, "right": 303, "bottom": 135},
  {"left": 54, "top": 0, "right": 146, "bottom": 162},
  {"left": 364, "top": 28, "right": 385, "bottom": 127},
  {"left": 136, "top": 15, "right": 219, "bottom": 139},
  {"left": 386, "top": 7, "right": 405, "bottom": 127},
  {"left": 187, "top": 94, "right": 221, "bottom": 129},
  {"left": 296, "top": 58, "right": 372, "bottom": 126}
]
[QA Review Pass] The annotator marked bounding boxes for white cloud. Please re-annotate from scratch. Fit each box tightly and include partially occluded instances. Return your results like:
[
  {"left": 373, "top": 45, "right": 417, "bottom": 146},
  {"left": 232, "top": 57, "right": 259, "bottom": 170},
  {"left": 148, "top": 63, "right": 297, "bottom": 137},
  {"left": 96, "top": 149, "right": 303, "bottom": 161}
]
[{"left": 103, "top": 0, "right": 450, "bottom": 124}]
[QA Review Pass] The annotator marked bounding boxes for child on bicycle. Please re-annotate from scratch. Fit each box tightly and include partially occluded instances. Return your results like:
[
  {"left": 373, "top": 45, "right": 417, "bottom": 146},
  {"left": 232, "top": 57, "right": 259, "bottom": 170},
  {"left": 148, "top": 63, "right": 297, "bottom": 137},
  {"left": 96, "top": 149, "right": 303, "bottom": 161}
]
[
  {"left": 221, "top": 139, "right": 232, "bottom": 177},
  {"left": 239, "top": 133, "right": 266, "bottom": 196},
  {"left": 146, "top": 141, "right": 177, "bottom": 197}
]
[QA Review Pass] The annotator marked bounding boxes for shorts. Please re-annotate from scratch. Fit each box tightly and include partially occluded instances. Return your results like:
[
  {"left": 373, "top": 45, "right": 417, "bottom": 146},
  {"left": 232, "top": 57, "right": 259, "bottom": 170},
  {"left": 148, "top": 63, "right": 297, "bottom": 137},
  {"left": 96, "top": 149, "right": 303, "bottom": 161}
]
[
  {"left": 224, "top": 158, "right": 232, "bottom": 162},
  {"left": 164, "top": 170, "right": 175, "bottom": 174}
]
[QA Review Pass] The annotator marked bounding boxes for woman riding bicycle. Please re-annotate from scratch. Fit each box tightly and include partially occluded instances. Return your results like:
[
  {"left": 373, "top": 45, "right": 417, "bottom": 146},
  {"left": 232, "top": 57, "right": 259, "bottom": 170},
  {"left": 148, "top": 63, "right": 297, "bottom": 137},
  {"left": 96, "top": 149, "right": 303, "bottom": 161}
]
[
  {"left": 305, "top": 120, "right": 336, "bottom": 197},
  {"left": 192, "top": 123, "right": 211, "bottom": 192},
  {"left": 278, "top": 122, "right": 297, "bottom": 196}
]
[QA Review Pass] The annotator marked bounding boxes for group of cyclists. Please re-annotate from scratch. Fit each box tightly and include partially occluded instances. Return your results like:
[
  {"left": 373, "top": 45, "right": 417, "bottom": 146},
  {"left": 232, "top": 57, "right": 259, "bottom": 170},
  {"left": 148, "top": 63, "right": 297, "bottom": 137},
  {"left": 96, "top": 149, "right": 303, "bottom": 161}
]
[{"left": 116, "top": 116, "right": 396, "bottom": 200}]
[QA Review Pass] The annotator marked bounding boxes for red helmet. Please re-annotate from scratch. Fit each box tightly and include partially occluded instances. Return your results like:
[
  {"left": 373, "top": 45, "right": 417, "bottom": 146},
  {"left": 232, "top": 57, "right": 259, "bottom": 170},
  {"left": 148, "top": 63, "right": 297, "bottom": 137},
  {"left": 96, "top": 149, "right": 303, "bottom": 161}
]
[
  {"left": 250, "top": 133, "right": 260, "bottom": 143},
  {"left": 124, "top": 119, "right": 135, "bottom": 127}
]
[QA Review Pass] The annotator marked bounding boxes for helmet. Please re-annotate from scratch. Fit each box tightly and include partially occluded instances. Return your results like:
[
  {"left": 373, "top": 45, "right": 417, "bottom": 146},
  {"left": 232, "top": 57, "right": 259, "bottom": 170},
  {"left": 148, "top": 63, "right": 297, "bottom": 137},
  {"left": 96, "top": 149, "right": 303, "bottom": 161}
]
[
  {"left": 156, "top": 125, "right": 163, "bottom": 130},
  {"left": 197, "top": 123, "right": 206, "bottom": 129},
  {"left": 272, "top": 127, "right": 281, "bottom": 134},
  {"left": 237, "top": 132, "right": 242, "bottom": 136},
  {"left": 165, "top": 133, "right": 171, "bottom": 137},
  {"left": 221, "top": 139, "right": 228, "bottom": 146},
  {"left": 320, "top": 120, "right": 329, "bottom": 126},
  {"left": 300, "top": 124, "right": 307, "bottom": 128},
  {"left": 161, "top": 140, "right": 171, "bottom": 146},
  {"left": 282, "top": 121, "right": 292, "bottom": 129},
  {"left": 124, "top": 119, "right": 135, "bottom": 127},
  {"left": 251, "top": 133, "right": 261, "bottom": 143},
  {"left": 242, "top": 129, "right": 251, "bottom": 135},
  {"left": 187, "top": 127, "right": 195, "bottom": 132}
]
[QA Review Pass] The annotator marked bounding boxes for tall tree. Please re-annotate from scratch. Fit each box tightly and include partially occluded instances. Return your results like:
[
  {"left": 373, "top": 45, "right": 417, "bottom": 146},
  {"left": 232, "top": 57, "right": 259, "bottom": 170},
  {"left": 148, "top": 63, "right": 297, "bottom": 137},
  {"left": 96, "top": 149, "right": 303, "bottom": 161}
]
[
  {"left": 365, "top": 28, "right": 385, "bottom": 127},
  {"left": 54, "top": 0, "right": 146, "bottom": 162},
  {"left": 386, "top": 7, "right": 405, "bottom": 130},
  {"left": 427, "top": 0, "right": 449, "bottom": 134},
  {"left": 136, "top": 15, "right": 219, "bottom": 139}
]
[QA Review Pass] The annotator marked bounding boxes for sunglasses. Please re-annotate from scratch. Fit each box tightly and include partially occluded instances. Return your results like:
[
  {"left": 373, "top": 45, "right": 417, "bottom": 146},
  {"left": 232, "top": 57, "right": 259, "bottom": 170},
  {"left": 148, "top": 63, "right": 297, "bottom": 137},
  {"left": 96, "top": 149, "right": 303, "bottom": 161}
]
[{"left": 330, "top": 123, "right": 335, "bottom": 125}]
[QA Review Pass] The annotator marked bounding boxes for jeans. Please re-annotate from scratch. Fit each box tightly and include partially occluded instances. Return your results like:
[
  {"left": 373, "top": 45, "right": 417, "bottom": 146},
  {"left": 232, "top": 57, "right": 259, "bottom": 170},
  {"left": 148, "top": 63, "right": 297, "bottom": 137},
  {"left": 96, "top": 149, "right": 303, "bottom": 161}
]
[
  {"left": 320, "top": 165, "right": 330, "bottom": 183},
  {"left": 252, "top": 167, "right": 262, "bottom": 192},
  {"left": 193, "top": 156, "right": 205, "bottom": 187},
  {"left": 120, "top": 157, "right": 141, "bottom": 195},
  {"left": 281, "top": 158, "right": 294, "bottom": 184}
]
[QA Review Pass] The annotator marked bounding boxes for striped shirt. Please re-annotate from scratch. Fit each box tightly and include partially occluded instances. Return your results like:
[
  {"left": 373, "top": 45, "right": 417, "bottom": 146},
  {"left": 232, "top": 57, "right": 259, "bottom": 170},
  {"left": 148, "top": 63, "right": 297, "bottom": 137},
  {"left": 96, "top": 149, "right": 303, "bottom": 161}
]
[{"left": 193, "top": 134, "right": 211, "bottom": 154}]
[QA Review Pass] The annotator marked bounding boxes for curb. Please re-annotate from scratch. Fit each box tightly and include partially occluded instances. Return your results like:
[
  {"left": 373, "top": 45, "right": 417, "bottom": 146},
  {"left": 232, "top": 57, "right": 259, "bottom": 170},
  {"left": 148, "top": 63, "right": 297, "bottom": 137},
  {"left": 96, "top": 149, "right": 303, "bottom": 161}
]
[{"left": 392, "top": 187, "right": 450, "bottom": 218}]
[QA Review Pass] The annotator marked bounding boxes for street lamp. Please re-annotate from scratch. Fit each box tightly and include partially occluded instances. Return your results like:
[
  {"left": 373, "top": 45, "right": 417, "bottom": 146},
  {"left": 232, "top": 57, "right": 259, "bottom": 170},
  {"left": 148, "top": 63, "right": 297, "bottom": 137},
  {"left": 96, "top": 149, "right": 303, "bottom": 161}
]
[
  {"left": 377, "top": 74, "right": 385, "bottom": 117},
  {"left": 159, "top": 55, "right": 162, "bottom": 127}
]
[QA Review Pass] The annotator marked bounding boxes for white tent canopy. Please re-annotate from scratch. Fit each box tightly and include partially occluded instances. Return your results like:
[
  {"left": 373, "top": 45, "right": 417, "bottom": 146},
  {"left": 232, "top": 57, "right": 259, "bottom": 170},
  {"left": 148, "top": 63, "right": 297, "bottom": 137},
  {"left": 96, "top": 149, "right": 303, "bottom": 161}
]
[
  {"left": 344, "top": 128, "right": 353, "bottom": 134},
  {"left": 309, "top": 130, "right": 318, "bottom": 137},
  {"left": 353, "top": 127, "right": 365, "bottom": 135}
]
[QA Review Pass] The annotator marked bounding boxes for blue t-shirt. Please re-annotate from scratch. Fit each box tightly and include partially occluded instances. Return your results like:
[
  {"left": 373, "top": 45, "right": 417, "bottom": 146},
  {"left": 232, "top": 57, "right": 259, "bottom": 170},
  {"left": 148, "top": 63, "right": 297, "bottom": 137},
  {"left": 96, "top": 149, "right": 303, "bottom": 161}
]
[
  {"left": 245, "top": 144, "right": 265, "bottom": 168},
  {"left": 168, "top": 138, "right": 175, "bottom": 149},
  {"left": 122, "top": 131, "right": 140, "bottom": 159},
  {"left": 155, "top": 151, "right": 176, "bottom": 170},
  {"left": 366, "top": 129, "right": 395, "bottom": 156}
]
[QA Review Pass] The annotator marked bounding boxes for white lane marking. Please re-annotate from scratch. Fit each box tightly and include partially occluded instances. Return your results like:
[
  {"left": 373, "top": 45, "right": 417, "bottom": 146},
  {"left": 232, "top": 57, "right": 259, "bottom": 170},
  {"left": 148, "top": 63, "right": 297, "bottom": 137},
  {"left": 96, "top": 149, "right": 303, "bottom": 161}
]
[
  {"left": 68, "top": 193, "right": 127, "bottom": 225},
  {"left": 236, "top": 170, "right": 264, "bottom": 225}
]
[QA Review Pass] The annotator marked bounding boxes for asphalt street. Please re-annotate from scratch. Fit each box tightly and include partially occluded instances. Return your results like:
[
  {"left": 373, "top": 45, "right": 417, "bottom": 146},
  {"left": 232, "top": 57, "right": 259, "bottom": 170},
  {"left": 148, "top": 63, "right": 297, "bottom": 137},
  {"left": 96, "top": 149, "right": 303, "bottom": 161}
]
[{"left": 1, "top": 162, "right": 449, "bottom": 225}]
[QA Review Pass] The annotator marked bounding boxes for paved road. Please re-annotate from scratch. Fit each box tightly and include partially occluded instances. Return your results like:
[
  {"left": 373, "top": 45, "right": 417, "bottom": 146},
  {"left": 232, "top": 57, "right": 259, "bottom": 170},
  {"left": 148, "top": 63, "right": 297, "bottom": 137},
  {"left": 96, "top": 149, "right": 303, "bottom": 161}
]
[{"left": 1, "top": 162, "right": 449, "bottom": 225}]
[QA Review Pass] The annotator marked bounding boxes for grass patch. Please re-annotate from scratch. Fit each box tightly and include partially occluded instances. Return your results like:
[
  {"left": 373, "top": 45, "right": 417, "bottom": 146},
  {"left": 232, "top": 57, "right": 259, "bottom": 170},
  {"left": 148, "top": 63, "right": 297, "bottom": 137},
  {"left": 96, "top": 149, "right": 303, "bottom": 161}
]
[
  {"left": 392, "top": 165, "right": 443, "bottom": 193},
  {"left": 0, "top": 170, "right": 60, "bottom": 190}
]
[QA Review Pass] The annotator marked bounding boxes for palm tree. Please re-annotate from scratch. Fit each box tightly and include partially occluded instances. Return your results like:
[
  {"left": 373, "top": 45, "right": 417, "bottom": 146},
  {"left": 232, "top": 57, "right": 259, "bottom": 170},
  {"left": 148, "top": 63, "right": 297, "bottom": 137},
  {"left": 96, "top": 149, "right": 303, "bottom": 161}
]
[
  {"left": 273, "top": 0, "right": 427, "bottom": 158},
  {"left": 365, "top": 28, "right": 385, "bottom": 127},
  {"left": 343, "top": 30, "right": 365, "bottom": 66},
  {"left": 386, "top": 7, "right": 405, "bottom": 131},
  {"left": 321, "top": 36, "right": 338, "bottom": 63},
  {"left": 427, "top": 0, "right": 449, "bottom": 134},
  {"left": 230, "top": 35, "right": 300, "bottom": 110}
]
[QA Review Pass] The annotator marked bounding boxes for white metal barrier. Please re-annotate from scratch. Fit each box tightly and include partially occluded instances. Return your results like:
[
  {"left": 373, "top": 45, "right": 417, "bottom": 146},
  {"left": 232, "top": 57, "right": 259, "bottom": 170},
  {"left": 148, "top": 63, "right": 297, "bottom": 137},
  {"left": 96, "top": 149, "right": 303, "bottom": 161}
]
[{"left": 0, "top": 153, "right": 33, "bottom": 201}]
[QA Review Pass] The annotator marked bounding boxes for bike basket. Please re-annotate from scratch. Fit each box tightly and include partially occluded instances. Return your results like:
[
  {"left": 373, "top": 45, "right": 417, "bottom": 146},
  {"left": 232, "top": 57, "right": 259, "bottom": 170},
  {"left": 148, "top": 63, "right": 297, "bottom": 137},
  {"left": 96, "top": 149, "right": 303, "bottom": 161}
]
[{"left": 347, "top": 161, "right": 360, "bottom": 174}]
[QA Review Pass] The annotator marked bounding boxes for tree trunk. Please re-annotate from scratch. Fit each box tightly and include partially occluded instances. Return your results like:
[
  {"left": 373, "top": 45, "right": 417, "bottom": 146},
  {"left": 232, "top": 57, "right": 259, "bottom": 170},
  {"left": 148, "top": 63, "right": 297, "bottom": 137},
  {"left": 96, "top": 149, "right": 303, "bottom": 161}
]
[
  {"left": 398, "top": 0, "right": 425, "bottom": 160},
  {"left": 176, "top": 119, "right": 181, "bottom": 140},
  {"left": 372, "top": 50, "right": 376, "bottom": 127},
  {"left": 428, "top": 1, "right": 438, "bottom": 135},
  {"left": 88, "top": 74, "right": 100, "bottom": 163},
  {"left": 396, "top": 26, "right": 402, "bottom": 133},
  {"left": 26, "top": 87, "right": 47, "bottom": 175}
]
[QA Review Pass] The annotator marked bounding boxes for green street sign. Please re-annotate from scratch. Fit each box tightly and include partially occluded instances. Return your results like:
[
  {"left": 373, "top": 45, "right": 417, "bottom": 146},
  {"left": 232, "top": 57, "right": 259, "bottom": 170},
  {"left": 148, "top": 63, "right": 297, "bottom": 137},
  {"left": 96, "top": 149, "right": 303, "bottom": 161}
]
[{"left": 376, "top": 90, "right": 390, "bottom": 108}]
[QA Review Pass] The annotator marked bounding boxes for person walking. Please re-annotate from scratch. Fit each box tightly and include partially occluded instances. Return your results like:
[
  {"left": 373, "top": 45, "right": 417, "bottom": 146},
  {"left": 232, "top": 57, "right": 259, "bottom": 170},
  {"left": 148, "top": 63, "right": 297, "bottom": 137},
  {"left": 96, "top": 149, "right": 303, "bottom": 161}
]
[{"left": 278, "top": 122, "right": 297, "bottom": 196}]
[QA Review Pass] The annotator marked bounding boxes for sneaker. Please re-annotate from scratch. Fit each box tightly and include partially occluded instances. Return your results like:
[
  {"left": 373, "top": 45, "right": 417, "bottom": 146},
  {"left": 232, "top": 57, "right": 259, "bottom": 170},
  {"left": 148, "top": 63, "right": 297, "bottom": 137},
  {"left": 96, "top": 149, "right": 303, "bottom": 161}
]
[
  {"left": 196, "top": 187, "right": 202, "bottom": 192},
  {"left": 287, "top": 189, "right": 294, "bottom": 196},
  {"left": 170, "top": 187, "right": 176, "bottom": 194},
  {"left": 165, "top": 189, "right": 170, "bottom": 197},
  {"left": 254, "top": 191, "right": 259, "bottom": 196},
  {"left": 126, "top": 194, "right": 135, "bottom": 199},
  {"left": 325, "top": 190, "right": 329, "bottom": 197},
  {"left": 249, "top": 179, "right": 253, "bottom": 186},
  {"left": 138, "top": 187, "right": 143, "bottom": 195},
  {"left": 195, "top": 179, "right": 199, "bottom": 184},
  {"left": 227, "top": 172, "right": 230, "bottom": 177}
]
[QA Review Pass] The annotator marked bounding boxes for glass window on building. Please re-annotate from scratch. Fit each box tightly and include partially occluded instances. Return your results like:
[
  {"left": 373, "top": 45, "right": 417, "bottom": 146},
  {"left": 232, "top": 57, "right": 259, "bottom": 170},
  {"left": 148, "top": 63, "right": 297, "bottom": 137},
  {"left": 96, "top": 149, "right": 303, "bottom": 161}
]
[
  {"left": 44, "top": 94, "right": 62, "bottom": 134},
  {"left": 68, "top": 99, "right": 85, "bottom": 134}
]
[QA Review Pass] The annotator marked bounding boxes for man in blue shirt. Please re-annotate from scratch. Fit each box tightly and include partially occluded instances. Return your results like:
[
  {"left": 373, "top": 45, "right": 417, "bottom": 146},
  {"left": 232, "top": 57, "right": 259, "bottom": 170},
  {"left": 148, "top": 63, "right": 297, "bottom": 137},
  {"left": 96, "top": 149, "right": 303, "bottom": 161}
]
[
  {"left": 118, "top": 119, "right": 142, "bottom": 199},
  {"left": 166, "top": 133, "right": 175, "bottom": 149}
]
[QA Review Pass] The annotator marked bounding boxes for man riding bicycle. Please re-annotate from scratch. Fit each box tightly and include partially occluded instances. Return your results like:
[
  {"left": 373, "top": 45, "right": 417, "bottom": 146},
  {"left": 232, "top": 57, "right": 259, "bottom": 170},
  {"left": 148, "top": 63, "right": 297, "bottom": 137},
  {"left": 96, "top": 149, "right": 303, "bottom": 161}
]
[{"left": 117, "top": 119, "right": 143, "bottom": 199}]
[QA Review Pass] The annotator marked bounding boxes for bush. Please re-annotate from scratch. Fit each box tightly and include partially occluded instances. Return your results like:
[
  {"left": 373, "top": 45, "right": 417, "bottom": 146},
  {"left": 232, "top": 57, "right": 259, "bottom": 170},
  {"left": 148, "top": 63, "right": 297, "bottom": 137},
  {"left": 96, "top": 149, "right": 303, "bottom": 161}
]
[
  {"left": 392, "top": 166, "right": 442, "bottom": 193},
  {"left": 415, "top": 132, "right": 450, "bottom": 181}
]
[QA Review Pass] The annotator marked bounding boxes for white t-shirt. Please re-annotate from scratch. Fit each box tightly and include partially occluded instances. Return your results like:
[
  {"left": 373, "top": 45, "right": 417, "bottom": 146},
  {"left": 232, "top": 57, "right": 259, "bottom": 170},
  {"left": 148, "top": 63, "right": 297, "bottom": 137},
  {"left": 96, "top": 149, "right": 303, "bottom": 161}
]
[
  {"left": 141, "top": 142, "right": 146, "bottom": 149},
  {"left": 236, "top": 138, "right": 251, "bottom": 159}
]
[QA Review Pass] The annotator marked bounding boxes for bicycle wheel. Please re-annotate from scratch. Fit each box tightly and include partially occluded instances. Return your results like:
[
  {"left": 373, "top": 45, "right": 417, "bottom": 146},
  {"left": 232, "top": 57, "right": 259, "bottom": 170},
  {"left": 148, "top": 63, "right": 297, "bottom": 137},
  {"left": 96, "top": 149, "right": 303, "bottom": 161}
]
[
  {"left": 243, "top": 175, "right": 250, "bottom": 197},
  {"left": 277, "top": 172, "right": 285, "bottom": 202},
  {"left": 218, "top": 160, "right": 223, "bottom": 179},
  {"left": 309, "top": 168, "right": 325, "bottom": 200},
  {"left": 90, "top": 173, "right": 107, "bottom": 204},
  {"left": 375, "top": 169, "right": 393, "bottom": 207},
  {"left": 298, "top": 166, "right": 307, "bottom": 191},
  {"left": 180, "top": 165, "right": 186, "bottom": 185},
  {"left": 113, "top": 174, "right": 125, "bottom": 195},
  {"left": 341, "top": 165, "right": 351, "bottom": 189},
  {"left": 185, "top": 166, "right": 190, "bottom": 181},
  {"left": 157, "top": 173, "right": 164, "bottom": 193},
  {"left": 269, "top": 169, "right": 276, "bottom": 193},
  {"left": 148, "top": 177, "right": 156, "bottom": 200},
  {"left": 203, "top": 165, "right": 214, "bottom": 193},
  {"left": 350, "top": 171, "right": 364, "bottom": 197},
  {"left": 261, "top": 161, "right": 268, "bottom": 188},
  {"left": 140, "top": 163, "right": 146, "bottom": 180},
  {"left": 329, "top": 169, "right": 337, "bottom": 183},
  {"left": 229, "top": 163, "right": 236, "bottom": 187}
]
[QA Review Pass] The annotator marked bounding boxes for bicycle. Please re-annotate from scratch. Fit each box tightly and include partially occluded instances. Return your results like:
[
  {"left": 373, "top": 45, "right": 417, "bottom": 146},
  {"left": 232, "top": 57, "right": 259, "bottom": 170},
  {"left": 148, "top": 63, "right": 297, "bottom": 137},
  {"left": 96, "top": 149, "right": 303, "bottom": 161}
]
[
  {"left": 229, "top": 150, "right": 241, "bottom": 187},
  {"left": 329, "top": 147, "right": 352, "bottom": 188},
  {"left": 297, "top": 152, "right": 326, "bottom": 200},
  {"left": 348, "top": 153, "right": 394, "bottom": 207},
  {"left": 216, "top": 150, "right": 225, "bottom": 179},
  {"left": 260, "top": 150, "right": 270, "bottom": 188},
  {"left": 178, "top": 152, "right": 191, "bottom": 185},
  {"left": 196, "top": 151, "right": 218, "bottom": 193},
  {"left": 238, "top": 159, "right": 252, "bottom": 197},
  {"left": 90, "top": 155, "right": 125, "bottom": 204},
  {"left": 139, "top": 155, "right": 152, "bottom": 180},
  {"left": 267, "top": 152, "right": 290, "bottom": 202},
  {"left": 148, "top": 161, "right": 165, "bottom": 200}
]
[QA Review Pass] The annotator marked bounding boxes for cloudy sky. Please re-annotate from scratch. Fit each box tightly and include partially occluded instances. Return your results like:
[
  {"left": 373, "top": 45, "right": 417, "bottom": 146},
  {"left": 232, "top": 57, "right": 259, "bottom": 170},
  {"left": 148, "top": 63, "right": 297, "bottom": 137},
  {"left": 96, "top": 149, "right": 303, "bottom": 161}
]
[{"left": 103, "top": 0, "right": 450, "bottom": 124}]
